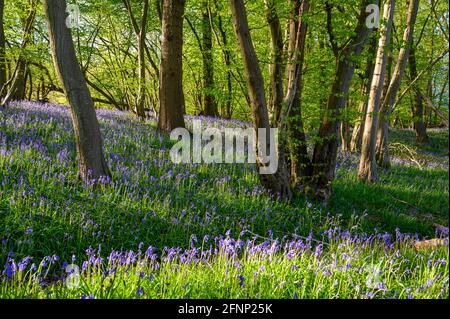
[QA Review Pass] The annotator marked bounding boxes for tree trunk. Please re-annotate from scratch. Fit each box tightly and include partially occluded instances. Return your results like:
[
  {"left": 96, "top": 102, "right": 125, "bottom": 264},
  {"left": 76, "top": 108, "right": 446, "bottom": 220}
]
[
  {"left": 123, "top": 0, "right": 149, "bottom": 118},
  {"left": 44, "top": 0, "right": 111, "bottom": 182},
  {"left": 310, "top": 0, "right": 375, "bottom": 201},
  {"left": 137, "top": 0, "right": 149, "bottom": 118},
  {"left": 286, "top": 0, "right": 311, "bottom": 186},
  {"left": 27, "top": 66, "right": 33, "bottom": 100},
  {"left": 340, "top": 115, "right": 351, "bottom": 152},
  {"left": 230, "top": 0, "right": 291, "bottom": 200},
  {"left": 158, "top": 0, "right": 186, "bottom": 132},
  {"left": 1, "top": 1, "right": 36, "bottom": 104},
  {"left": 350, "top": 36, "right": 377, "bottom": 152},
  {"left": 202, "top": 0, "right": 218, "bottom": 117},
  {"left": 285, "top": 0, "right": 301, "bottom": 95},
  {"left": 212, "top": 1, "right": 232, "bottom": 119},
  {"left": 409, "top": 45, "right": 429, "bottom": 144},
  {"left": 376, "top": 0, "right": 419, "bottom": 167},
  {"left": 265, "top": 0, "right": 284, "bottom": 125},
  {"left": 359, "top": 0, "right": 395, "bottom": 183},
  {"left": 8, "top": 59, "right": 27, "bottom": 100},
  {"left": 0, "top": 0, "right": 5, "bottom": 98}
]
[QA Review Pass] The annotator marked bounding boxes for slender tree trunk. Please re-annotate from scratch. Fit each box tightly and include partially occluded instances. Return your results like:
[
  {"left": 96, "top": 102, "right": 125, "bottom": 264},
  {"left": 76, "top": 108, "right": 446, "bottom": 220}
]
[
  {"left": 381, "top": 52, "right": 393, "bottom": 106},
  {"left": 1, "top": 1, "right": 36, "bottom": 104},
  {"left": 409, "top": 45, "right": 429, "bottom": 144},
  {"left": 436, "top": 77, "right": 448, "bottom": 126},
  {"left": 224, "top": 58, "right": 232, "bottom": 118},
  {"left": 359, "top": 0, "right": 395, "bottom": 182},
  {"left": 212, "top": 1, "right": 232, "bottom": 118},
  {"left": 8, "top": 59, "right": 27, "bottom": 100},
  {"left": 285, "top": 0, "right": 301, "bottom": 94},
  {"left": 202, "top": 0, "right": 218, "bottom": 116},
  {"left": 350, "top": 36, "right": 377, "bottom": 152},
  {"left": 158, "top": 0, "right": 186, "bottom": 132},
  {"left": 156, "top": 0, "right": 163, "bottom": 24},
  {"left": 123, "top": 0, "right": 149, "bottom": 118},
  {"left": 265, "top": 0, "right": 284, "bottom": 125},
  {"left": 137, "top": 0, "right": 149, "bottom": 118},
  {"left": 0, "top": 0, "right": 6, "bottom": 98},
  {"left": 286, "top": 0, "right": 311, "bottom": 186},
  {"left": 230, "top": 0, "right": 291, "bottom": 200},
  {"left": 340, "top": 111, "right": 351, "bottom": 152},
  {"left": 310, "top": 0, "right": 375, "bottom": 201},
  {"left": 27, "top": 66, "right": 33, "bottom": 100},
  {"left": 376, "top": 0, "right": 420, "bottom": 167},
  {"left": 425, "top": 74, "right": 432, "bottom": 127},
  {"left": 44, "top": 0, "right": 111, "bottom": 182},
  {"left": 425, "top": 15, "right": 435, "bottom": 127}
]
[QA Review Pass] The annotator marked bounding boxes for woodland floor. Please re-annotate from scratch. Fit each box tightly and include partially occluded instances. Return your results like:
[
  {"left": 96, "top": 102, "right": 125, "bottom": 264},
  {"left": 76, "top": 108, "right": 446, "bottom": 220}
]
[{"left": 0, "top": 101, "right": 448, "bottom": 299}]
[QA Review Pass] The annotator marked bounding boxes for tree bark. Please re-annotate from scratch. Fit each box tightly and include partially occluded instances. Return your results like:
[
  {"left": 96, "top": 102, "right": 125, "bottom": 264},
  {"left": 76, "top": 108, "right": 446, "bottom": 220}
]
[
  {"left": 158, "top": 0, "right": 186, "bottom": 132},
  {"left": 123, "top": 0, "right": 149, "bottom": 118},
  {"left": 376, "top": 0, "right": 420, "bottom": 168},
  {"left": 211, "top": 1, "right": 232, "bottom": 118},
  {"left": 285, "top": 0, "right": 301, "bottom": 94},
  {"left": 202, "top": 0, "right": 218, "bottom": 116},
  {"left": 350, "top": 36, "right": 377, "bottom": 152},
  {"left": 137, "top": 0, "right": 150, "bottom": 118},
  {"left": 409, "top": 44, "right": 429, "bottom": 144},
  {"left": 0, "top": 0, "right": 6, "bottom": 98},
  {"left": 265, "top": 0, "right": 284, "bottom": 125},
  {"left": 359, "top": 0, "right": 395, "bottom": 183},
  {"left": 310, "top": 0, "right": 375, "bottom": 201},
  {"left": 340, "top": 114, "right": 351, "bottom": 152},
  {"left": 27, "top": 66, "right": 33, "bottom": 100},
  {"left": 230, "top": 0, "right": 291, "bottom": 200},
  {"left": 286, "top": 0, "right": 311, "bottom": 186},
  {"left": 44, "top": 0, "right": 111, "bottom": 182},
  {"left": 8, "top": 59, "right": 27, "bottom": 101}
]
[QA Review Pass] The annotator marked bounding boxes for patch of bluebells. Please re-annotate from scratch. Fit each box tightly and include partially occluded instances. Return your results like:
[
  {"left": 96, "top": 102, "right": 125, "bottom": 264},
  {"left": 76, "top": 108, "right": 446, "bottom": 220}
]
[{"left": 1, "top": 227, "right": 448, "bottom": 298}]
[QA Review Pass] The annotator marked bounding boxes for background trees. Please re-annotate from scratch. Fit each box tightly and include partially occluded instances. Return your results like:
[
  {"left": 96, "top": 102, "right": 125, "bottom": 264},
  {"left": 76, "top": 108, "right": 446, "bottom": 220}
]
[
  {"left": 0, "top": 0, "right": 447, "bottom": 199},
  {"left": 376, "top": 0, "right": 420, "bottom": 168}
]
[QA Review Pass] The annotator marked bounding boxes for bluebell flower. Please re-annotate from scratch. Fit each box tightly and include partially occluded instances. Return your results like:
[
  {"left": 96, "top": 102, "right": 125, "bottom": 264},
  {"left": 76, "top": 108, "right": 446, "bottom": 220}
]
[
  {"left": 18, "top": 257, "right": 32, "bottom": 271},
  {"left": 5, "top": 262, "right": 15, "bottom": 279},
  {"left": 238, "top": 275, "right": 245, "bottom": 288}
]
